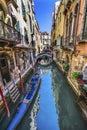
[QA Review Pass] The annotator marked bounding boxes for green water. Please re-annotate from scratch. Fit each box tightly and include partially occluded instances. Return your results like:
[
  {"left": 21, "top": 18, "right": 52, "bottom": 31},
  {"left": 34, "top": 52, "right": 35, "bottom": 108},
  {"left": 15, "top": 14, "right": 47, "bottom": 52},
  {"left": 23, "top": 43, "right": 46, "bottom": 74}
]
[
  {"left": 1, "top": 63, "right": 87, "bottom": 130},
  {"left": 16, "top": 63, "right": 87, "bottom": 130}
]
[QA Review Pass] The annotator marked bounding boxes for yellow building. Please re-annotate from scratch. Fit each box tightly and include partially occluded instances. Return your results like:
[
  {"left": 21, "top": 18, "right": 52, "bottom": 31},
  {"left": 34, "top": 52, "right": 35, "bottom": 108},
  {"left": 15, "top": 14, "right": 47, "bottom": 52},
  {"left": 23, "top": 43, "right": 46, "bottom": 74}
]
[
  {"left": 34, "top": 19, "right": 40, "bottom": 55},
  {"left": 51, "top": 0, "right": 65, "bottom": 59},
  {"left": 51, "top": 1, "right": 59, "bottom": 46}
]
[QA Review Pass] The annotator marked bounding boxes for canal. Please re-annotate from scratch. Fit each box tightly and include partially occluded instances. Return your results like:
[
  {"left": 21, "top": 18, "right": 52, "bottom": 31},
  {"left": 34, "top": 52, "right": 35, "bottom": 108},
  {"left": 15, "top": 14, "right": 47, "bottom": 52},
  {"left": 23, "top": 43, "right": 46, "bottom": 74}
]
[{"left": 16, "top": 63, "right": 87, "bottom": 130}]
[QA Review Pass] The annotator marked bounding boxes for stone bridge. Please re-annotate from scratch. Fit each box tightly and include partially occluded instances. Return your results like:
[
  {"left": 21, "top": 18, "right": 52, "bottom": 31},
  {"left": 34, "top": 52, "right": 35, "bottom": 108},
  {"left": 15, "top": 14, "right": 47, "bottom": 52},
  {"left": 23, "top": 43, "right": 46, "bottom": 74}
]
[{"left": 36, "top": 48, "right": 53, "bottom": 60}]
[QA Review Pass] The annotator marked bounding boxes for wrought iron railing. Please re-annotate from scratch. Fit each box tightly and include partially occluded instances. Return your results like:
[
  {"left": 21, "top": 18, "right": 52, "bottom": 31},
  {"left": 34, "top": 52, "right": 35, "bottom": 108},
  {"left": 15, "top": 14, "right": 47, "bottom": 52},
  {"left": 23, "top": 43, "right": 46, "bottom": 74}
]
[
  {"left": 62, "top": 36, "right": 74, "bottom": 50},
  {"left": 82, "top": 32, "right": 87, "bottom": 40},
  {"left": 0, "top": 20, "right": 21, "bottom": 42},
  {"left": 63, "top": 36, "right": 70, "bottom": 46}
]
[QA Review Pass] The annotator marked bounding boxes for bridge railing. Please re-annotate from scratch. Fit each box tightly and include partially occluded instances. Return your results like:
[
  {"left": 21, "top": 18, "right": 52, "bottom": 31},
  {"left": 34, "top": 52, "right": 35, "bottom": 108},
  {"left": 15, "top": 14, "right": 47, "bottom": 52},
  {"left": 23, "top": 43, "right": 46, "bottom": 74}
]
[
  {"left": 36, "top": 52, "right": 53, "bottom": 60},
  {"left": 37, "top": 52, "right": 52, "bottom": 56}
]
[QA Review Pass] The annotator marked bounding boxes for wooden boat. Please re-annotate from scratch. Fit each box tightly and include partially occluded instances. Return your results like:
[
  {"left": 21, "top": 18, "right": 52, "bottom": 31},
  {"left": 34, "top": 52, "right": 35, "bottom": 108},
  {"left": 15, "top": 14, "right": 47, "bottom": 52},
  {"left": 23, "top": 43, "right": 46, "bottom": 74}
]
[{"left": 7, "top": 73, "right": 41, "bottom": 130}]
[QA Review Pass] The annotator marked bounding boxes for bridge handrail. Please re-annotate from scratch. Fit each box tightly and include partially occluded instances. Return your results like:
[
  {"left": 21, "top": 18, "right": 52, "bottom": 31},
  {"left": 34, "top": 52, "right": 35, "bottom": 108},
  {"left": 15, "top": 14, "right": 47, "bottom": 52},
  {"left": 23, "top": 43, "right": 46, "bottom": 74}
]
[{"left": 37, "top": 52, "right": 52, "bottom": 56}]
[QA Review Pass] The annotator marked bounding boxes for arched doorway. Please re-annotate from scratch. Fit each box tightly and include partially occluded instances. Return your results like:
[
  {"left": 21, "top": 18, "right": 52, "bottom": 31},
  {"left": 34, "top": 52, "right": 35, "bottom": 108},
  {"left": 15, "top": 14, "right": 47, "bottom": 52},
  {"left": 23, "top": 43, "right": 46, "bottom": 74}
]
[
  {"left": 0, "top": 53, "right": 11, "bottom": 85},
  {"left": 82, "top": 63, "right": 87, "bottom": 81},
  {"left": 66, "top": 55, "right": 69, "bottom": 64}
]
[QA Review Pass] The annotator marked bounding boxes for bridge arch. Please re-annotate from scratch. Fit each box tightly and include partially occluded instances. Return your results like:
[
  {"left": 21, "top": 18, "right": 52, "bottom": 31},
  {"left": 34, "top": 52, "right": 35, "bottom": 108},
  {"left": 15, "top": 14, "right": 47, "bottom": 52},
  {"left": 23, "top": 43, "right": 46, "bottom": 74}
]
[{"left": 36, "top": 52, "right": 52, "bottom": 60}]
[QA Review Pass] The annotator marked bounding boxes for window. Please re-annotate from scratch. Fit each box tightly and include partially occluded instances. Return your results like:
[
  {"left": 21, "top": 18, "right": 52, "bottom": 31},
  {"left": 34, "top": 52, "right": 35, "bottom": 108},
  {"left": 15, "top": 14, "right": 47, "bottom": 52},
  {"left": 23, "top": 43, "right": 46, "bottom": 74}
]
[
  {"left": 69, "top": 13, "right": 73, "bottom": 38},
  {"left": 0, "top": 58, "right": 7, "bottom": 68},
  {"left": 0, "top": 5, "right": 5, "bottom": 21},
  {"left": 29, "top": 16, "right": 32, "bottom": 33},
  {"left": 22, "top": 1, "right": 26, "bottom": 16},
  {"left": 28, "top": 4, "right": 30, "bottom": 13},
  {"left": 24, "top": 28, "right": 28, "bottom": 42},
  {"left": 82, "top": 4, "right": 87, "bottom": 39},
  {"left": 15, "top": 21, "right": 20, "bottom": 32},
  {"left": 73, "top": 4, "right": 79, "bottom": 36},
  {"left": 66, "top": 18, "right": 68, "bottom": 37}
]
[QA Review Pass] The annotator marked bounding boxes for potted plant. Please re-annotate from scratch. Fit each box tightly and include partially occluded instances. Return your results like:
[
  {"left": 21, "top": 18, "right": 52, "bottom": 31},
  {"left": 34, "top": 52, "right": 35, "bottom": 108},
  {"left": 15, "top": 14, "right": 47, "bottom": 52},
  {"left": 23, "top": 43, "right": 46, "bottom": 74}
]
[{"left": 63, "top": 64, "right": 69, "bottom": 71}]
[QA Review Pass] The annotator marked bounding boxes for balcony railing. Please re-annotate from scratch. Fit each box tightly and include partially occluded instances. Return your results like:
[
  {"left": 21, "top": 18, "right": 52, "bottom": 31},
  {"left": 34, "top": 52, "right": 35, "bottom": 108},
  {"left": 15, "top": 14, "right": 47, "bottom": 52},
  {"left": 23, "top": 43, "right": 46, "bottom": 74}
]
[
  {"left": 76, "top": 32, "right": 87, "bottom": 43},
  {"left": 62, "top": 36, "right": 74, "bottom": 51},
  {"left": 0, "top": 20, "right": 21, "bottom": 43},
  {"left": 63, "top": 37, "right": 70, "bottom": 46},
  {"left": 82, "top": 32, "right": 87, "bottom": 40}
]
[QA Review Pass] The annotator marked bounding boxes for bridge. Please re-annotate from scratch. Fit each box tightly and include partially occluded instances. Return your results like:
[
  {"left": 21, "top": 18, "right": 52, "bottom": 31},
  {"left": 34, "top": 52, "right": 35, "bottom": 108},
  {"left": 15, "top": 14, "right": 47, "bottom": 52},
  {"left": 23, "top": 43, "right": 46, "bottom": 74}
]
[
  {"left": 36, "top": 52, "right": 53, "bottom": 60},
  {"left": 36, "top": 49, "right": 53, "bottom": 60},
  {"left": 36, "top": 49, "right": 53, "bottom": 66}
]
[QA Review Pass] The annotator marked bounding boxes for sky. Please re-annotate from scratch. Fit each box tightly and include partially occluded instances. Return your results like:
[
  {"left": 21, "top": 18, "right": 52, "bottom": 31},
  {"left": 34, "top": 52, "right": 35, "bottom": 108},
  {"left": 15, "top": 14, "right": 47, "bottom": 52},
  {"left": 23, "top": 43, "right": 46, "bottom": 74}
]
[{"left": 34, "top": 0, "right": 59, "bottom": 33}]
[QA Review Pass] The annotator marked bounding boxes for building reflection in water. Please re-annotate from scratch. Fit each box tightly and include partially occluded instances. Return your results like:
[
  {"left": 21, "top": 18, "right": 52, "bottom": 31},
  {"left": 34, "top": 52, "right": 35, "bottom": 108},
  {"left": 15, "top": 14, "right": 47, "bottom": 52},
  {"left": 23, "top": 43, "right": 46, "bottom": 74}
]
[
  {"left": 29, "top": 94, "right": 40, "bottom": 130},
  {"left": 29, "top": 66, "right": 52, "bottom": 130},
  {"left": 40, "top": 66, "right": 52, "bottom": 75}
]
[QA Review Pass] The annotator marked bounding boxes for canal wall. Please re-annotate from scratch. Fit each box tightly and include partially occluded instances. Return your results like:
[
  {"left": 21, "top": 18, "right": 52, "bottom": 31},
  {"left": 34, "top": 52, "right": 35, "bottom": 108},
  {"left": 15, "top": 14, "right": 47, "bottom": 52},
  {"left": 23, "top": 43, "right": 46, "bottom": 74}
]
[
  {"left": 54, "top": 60, "right": 87, "bottom": 123},
  {"left": 0, "top": 66, "right": 34, "bottom": 123}
]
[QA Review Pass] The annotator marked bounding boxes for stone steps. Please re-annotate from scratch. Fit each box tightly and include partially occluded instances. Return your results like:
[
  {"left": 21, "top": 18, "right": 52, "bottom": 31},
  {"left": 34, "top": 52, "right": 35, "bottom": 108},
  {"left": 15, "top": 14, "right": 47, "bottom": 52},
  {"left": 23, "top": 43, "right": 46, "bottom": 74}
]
[{"left": 8, "top": 85, "right": 20, "bottom": 103}]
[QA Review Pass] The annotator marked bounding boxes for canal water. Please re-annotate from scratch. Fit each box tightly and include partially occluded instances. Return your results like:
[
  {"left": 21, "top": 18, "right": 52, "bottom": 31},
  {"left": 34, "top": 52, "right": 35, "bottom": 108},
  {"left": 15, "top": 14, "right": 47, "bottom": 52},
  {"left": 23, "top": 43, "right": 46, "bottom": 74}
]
[{"left": 16, "top": 63, "right": 87, "bottom": 130}]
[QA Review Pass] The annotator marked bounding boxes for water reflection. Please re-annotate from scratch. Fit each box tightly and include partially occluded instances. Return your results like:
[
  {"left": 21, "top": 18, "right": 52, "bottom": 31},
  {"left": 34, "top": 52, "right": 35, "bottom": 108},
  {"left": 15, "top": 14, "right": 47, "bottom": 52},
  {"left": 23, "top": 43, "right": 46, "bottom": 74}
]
[
  {"left": 29, "top": 95, "right": 40, "bottom": 130},
  {"left": 40, "top": 67, "right": 51, "bottom": 75},
  {"left": 36, "top": 66, "right": 60, "bottom": 130},
  {"left": 16, "top": 94, "right": 40, "bottom": 130},
  {"left": 17, "top": 63, "right": 87, "bottom": 130},
  {"left": 51, "top": 64, "right": 87, "bottom": 130}
]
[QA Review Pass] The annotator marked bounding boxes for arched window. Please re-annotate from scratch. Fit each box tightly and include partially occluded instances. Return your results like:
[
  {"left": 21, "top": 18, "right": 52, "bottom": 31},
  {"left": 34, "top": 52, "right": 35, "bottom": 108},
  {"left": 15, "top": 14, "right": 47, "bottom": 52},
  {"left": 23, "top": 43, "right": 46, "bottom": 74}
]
[
  {"left": 66, "top": 18, "right": 68, "bottom": 37},
  {"left": 73, "top": 4, "right": 79, "bottom": 36},
  {"left": 0, "top": 4, "right": 5, "bottom": 21},
  {"left": 24, "top": 27, "right": 28, "bottom": 42},
  {"left": 11, "top": 14, "right": 17, "bottom": 27},
  {"left": 82, "top": 4, "right": 87, "bottom": 39},
  {"left": 28, "top": 3, "right": 30, "bottom": 13},
  {"left": 22, "top": 1, "right": 25, "bottom": 17},
  {"left": 69, "top": 13, "right": 73, "bottom": 38},
  {"left": 15, "top": 21, "right": 20, "bottom": 32},
  {"left": 29, "top": 16, "right": 32, "bottom": 33},
  {"left": 0, "top": 5, "right": 5, "bottom": 36}
]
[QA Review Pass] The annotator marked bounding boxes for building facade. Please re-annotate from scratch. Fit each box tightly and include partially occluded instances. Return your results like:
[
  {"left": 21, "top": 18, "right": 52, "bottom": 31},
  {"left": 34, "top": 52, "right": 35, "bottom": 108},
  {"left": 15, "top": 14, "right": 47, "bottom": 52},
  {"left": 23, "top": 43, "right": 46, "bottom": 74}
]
[
  {"left": 52, "top": 0, "right": 87, "bottom": 107},
  {"left": 51, "top": 0, "right": 64, "bottom": 59},
  {"left": 34, "top": 19, "right": 40, "bottom": 55},
  {"left": 40, "top": 32, "right": 51, "bottom": 52},
  {"left": 0, "top": 0, "right": 40, "bottom": 121}
]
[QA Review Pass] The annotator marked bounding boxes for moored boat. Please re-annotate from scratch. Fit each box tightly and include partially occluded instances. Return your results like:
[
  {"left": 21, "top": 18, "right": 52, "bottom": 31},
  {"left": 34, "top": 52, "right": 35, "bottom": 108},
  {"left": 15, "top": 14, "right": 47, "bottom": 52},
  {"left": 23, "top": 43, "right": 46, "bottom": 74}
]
[{"left": 7, "top": 73, "right": 41, "bottom": 130}]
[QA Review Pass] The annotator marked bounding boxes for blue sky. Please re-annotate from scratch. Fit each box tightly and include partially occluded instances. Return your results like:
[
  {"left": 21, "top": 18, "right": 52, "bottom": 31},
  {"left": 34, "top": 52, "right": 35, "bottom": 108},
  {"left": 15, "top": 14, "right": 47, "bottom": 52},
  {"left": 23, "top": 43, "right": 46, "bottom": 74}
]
[{"left": 34, "top": 0, "right": 58, "bottom": 33}]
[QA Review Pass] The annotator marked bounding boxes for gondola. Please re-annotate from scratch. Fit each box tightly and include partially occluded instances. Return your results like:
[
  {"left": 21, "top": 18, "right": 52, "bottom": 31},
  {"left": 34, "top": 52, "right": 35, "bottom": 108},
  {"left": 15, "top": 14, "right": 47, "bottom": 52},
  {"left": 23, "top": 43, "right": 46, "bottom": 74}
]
[{"left": 7, "top": 73, "right": 41, "bottom": 130}]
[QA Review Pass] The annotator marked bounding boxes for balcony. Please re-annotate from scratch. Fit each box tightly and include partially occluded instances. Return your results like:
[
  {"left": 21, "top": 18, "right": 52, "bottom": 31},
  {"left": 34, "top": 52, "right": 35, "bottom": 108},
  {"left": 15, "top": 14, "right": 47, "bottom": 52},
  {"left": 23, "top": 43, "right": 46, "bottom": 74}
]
[
  {"left": 63, "top": 36, "right": 70, "bottom": 46},
  {"left": 62, "top": 36, "right": 74, "bottom": 51},
  {"left": 6, "top": 0, "right": 18, "bottom": 9},
  {"left": 0, "top": 20, "right": 21, "bottom": 47},
  {"left": 82, "top": 32, "right": 87, "bottom": 42},
  {"left": 77, "top": 32, "right": 87, "bottom": 43}
]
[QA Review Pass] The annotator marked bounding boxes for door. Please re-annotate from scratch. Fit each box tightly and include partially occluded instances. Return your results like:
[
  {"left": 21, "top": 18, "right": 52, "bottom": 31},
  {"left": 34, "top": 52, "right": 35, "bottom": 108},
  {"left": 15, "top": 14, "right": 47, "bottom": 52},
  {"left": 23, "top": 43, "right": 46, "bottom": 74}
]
[{"left": 0, "top": 57, "right": 11, "bottom": 84}]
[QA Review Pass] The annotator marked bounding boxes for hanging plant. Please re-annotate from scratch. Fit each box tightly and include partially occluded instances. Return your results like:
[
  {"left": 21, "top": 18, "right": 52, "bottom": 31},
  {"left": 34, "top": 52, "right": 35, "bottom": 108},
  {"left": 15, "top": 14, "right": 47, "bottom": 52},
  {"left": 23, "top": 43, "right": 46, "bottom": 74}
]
[
  {"left": 63, "top": 64, "right": 69, "bottom": 71},
  {"left": 72, "top": 72, "right": 81, "bottom": 79}
]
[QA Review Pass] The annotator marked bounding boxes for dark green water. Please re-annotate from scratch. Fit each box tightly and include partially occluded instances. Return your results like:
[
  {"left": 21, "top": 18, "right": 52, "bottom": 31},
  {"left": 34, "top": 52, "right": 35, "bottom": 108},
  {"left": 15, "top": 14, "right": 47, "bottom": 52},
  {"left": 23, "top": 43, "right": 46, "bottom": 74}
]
[{"left": 16, "top": 63, "right": 87, "bottom": 130}]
